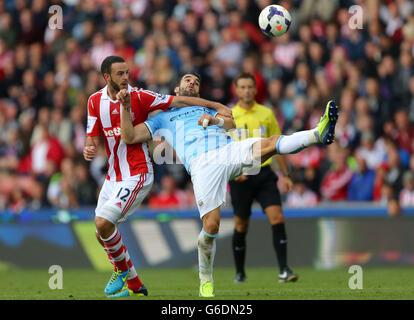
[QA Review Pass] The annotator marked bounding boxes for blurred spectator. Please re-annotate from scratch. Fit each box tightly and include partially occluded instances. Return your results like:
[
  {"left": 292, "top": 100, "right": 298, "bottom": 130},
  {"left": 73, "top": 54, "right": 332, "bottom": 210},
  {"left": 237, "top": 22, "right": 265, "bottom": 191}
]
[
  {"left": 400, "top": 170, "right": 414, "bottom": 206},
  {"left": 347, "top": 154, "right": 376, "bottom": 202},
  {"left": 356, "top": 131, "right": 386, "bottom": 170},
  {"left": 335, "top": 110, "right": 358, "bottom": 148},
  {"left": 203, "top": 61, "right": 232, "bottom": 105},
  {"left": 273, "top": 32, "right": 298, "bottom": 71},
  {"left": 364, "top": 77, "right": 391, "bottom": 135},
  {"left": 298, "top": 0, "right": 337, "bottom": 23},
  {"left": 214, "top": 27, "right": 244, "bottom": 78},
  {"left": 90, "top": 32, "right": 115, "bottom": 71},
  {"left": 73, "top": 160, "right": 98, "bottom": 206},
  {"left": 202, "top": 10, "right": 221, "bottom": 47},
  {"left": 90, "top": 144, "right": 108, "bottom": 187},
  {"left": 265, "top": 79, "right": 284, "bottom": 121},
  {"left": 379, "top": 181, "right": 402, "bottom": 216},
  {"left": 148, "top": 175, "right": 191, "bottom": 209},
  {"left": 280, "top": 84, "right": 296, "bottom": 129},
  {"left": 239, "top": 54, "right": 267, "bottom": 103},
  {"left": 394, "top": 109, "right": 414, "bottom": 153},
  {"left": 382, "top": 141, "right": 405, "bottom": 194},
  {"left": 0, "top": 127, "right": 23, "bottom": 172},
  {"left": 18, "top": 124, "right": 64, "bottom": 182},
  {"left": 69, "top": 105, "right": 86, "bottom": 154},
  {"left": 373, "top": 163, "right": 388, "bottom": 202},
  {"left": 408, "top": 76, "right": 414, "bottom": 122},
  {"left": 387, "top": 198, "right": 402, "bottom": 216},
  {"left": 286, "top": 172, "right": 318, "bottom": 207},
  {"left": 47, "top": 157, "right": 78, "bottom": 209},
  {"left": 9, "top": 186, "right": 27, "bottom": 215},
  {"left": 261, "top": 52, "right": 285, "bottom": 83},
  {"left": 379, "top": 182, "right": 395, "bottom": 206},
  {"left": 49, "top": 108, "right": 73, "bottom": 151},
  {"left": 320, "top": 144, "right": 353, "bottom": 201},
  {"left": 227, "top": 9, "right": 266, "bottom": 49}
]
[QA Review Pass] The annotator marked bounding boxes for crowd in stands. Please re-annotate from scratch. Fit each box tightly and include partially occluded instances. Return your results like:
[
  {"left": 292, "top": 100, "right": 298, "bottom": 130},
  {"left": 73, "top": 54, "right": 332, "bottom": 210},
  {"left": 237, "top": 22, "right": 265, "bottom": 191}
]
[{"left": 1, "top": 0, "right": 414, "bottom": 216}]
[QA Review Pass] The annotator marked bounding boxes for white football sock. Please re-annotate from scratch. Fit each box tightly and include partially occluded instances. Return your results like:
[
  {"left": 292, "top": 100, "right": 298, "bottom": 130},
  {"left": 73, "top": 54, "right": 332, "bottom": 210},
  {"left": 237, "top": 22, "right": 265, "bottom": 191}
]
[
  {"left": 198, "top": 229, "right": 217, "bottom": 285},
  {"left": 276, "top": 128, "right": 318, "bottom": 154}
]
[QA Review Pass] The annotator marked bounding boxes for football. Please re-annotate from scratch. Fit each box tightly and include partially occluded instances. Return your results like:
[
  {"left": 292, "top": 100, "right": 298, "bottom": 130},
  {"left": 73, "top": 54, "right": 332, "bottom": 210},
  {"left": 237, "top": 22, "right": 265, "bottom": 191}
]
[{"left": 258, "top": 4, "right": 292, "bottom": 37}]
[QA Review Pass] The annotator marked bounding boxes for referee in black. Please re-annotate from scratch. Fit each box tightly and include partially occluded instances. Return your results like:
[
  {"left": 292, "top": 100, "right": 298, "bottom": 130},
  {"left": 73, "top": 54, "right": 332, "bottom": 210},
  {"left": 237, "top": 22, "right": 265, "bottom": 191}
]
[{"left": 229, "top": 73, "right": 298, "bottom": 283}]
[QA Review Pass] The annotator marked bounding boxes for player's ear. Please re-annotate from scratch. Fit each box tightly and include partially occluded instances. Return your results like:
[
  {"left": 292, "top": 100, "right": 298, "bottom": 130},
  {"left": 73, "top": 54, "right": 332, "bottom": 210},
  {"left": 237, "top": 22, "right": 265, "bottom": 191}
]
[
  {"left": 174, "top": 86, "right": 179, "bottom": 95},
  {"left": 103, "top": 73, "right": 110, "bottom": 83}
]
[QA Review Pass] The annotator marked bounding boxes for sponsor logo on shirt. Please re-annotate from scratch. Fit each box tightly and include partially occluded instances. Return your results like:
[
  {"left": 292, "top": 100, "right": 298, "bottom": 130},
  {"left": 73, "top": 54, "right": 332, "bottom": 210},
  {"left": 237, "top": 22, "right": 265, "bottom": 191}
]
[{"left": 103, "top": 127, "right": 121, "bottom": 137}]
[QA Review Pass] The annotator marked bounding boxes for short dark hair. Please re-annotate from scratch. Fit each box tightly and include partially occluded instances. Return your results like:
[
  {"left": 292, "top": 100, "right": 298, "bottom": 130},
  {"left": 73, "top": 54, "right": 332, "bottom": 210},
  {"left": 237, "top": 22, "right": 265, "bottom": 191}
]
[
  {"left": 177, "top": 72, "right": 201, "bottom": 86},
  {"left": 100, "top": 56, "right": 125, "bottom": 76},
  {"left": 234, "top": 72, "right": 256, "bottom": 87}
]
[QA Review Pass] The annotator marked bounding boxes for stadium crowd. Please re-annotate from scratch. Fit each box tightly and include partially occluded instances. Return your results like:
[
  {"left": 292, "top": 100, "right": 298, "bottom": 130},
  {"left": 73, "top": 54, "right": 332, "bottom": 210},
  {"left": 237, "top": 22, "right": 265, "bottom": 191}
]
[{"left": 1, "top": 0, "right": 414, "bottom": 217}]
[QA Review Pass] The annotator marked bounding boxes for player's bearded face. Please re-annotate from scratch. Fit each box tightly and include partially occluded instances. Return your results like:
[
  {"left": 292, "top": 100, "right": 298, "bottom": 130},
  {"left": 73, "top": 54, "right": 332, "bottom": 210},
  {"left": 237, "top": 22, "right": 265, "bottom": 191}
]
[
  {"left": 108, "top": 63, "right": 129, "bottom": 92},
  {"left": 178, "top": 75, "right": 200, "bottom": 97},
  {"left": 109, "top": 76, "right": 121, "bottom": 92},
  {"left": 179, "top": 85, "right": 199, "bottom": 97}
]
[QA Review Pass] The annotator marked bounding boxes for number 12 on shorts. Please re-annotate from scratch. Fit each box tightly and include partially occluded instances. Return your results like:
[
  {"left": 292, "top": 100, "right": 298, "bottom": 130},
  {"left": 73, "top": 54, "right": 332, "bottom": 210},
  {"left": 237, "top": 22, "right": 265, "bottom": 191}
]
[{"left": 116, "top": 187, "right": 131, "bottom": 202}]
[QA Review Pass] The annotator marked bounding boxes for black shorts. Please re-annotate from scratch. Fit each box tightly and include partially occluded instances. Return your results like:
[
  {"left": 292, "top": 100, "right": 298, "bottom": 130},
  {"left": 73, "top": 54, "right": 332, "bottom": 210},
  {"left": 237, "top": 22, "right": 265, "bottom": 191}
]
[{"left": 229, "top": 165, "right": 282, "bottom": 219}]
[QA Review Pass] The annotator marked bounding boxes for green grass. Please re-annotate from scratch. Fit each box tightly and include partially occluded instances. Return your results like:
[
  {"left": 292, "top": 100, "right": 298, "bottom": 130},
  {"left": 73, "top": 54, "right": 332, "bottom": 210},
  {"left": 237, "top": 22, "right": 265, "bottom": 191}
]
[{"left": 1, "top": 267, "right": 413, "bottom": 300}]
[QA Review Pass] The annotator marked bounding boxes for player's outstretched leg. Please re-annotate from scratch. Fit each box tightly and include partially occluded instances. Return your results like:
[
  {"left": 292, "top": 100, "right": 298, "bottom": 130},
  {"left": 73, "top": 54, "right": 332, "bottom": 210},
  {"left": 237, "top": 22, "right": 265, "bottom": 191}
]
[
  {"left": 198, "top": 208, "right": 220, "bottom": 298},
  {"left": 316, "top": 100, "right": 339, "bottom": 145},
  {"left": 252, "top": 100, "right": 339, "bottom": 163}
]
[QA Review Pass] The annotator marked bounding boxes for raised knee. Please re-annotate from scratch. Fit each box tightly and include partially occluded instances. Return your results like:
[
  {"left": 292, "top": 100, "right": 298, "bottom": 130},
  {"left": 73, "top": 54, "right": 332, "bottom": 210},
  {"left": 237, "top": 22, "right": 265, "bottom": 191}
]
[
  {"left": 203, "top": 220, "right": 220, "bottom": 236},
  {"left": 95, "top": 217, "right": 114, "bottom": 238},
  {"left": 269, "top": 135, "right": 280, "bottom": 148},
  {"left": 260, "top": 135, "right": 279, "bottom": 154}
]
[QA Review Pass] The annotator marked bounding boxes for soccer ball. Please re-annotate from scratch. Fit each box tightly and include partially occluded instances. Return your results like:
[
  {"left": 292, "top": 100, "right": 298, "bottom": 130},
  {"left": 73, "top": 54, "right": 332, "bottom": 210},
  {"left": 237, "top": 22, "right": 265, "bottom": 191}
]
[{"left": 258, "top": 5, "right": 292, "bottom": 37}]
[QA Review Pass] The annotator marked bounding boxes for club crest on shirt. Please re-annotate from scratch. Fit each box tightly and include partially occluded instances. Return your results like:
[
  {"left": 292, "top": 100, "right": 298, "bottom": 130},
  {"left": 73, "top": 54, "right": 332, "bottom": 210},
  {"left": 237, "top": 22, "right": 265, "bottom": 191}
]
[{"left": 198, "top": 200, "right": 204, "bottom": 207}]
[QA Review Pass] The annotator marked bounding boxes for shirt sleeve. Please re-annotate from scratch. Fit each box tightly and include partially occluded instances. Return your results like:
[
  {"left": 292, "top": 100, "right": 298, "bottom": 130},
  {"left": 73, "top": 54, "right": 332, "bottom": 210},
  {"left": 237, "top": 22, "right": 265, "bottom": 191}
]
[
  {"left": 207, "top": 108, "right": 219, "bottom": 118},
  {"left": 139, "top": 89, "right": 174, "bottom": 113},
  {"left": 268, "top": 110, "right": 282, "bottom": 136},
  {"left": 86, "top": 95, "right": 100, "bottom": 136},
  {"left": 144, "top": 114, "right": 161, "bottom": 138}
]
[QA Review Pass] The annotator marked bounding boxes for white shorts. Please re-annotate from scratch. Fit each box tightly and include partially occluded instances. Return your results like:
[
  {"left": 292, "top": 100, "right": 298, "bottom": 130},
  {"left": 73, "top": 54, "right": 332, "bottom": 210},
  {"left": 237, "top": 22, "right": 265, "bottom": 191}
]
[
  {"left": 95, "top": 172, "right": 153, "bottom": 224},
  {"left": 189, "top": 137, "right": 262, "bottom": 218}
]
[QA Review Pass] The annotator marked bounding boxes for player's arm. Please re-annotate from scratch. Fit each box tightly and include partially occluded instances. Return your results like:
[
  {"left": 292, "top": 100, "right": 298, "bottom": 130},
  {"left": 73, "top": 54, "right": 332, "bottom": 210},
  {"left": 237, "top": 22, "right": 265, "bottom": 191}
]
[
  {"left": 171, "top": 96, "right": 233, "bottom": 119},
  {"left": 198, "top": 113, "right": 236, "bottom": 130},
  {"left": 274, "top": 155, "right": 291, "bottom": 176},
  {"left": 83, "top": 136, "right": 100, "bottom": 161},
  {"left": 268, "top": 111, "right": 293, "bottom": 192},
  {"left": 123, "top": 122, "right": 151, "bottom": 144},
  {"left": 84, "top": 94, "right": 101, "bottom": 161},
  {"left": 118, "top": 90, "right": 152, "bottom": 144}
]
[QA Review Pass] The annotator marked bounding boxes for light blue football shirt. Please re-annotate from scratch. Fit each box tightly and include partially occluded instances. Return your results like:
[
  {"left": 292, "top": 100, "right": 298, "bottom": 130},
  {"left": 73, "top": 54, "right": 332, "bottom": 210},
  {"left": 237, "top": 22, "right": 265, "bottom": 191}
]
[{"left": 144, "top": 106, "right": 234, "bottom": 172}]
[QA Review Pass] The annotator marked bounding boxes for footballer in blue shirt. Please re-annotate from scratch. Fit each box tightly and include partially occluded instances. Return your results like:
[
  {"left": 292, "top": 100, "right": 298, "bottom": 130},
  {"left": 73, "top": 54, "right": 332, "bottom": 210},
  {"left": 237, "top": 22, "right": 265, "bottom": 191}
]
[{"left": 117, "top": 73, "right": 339, "bottom": 298}]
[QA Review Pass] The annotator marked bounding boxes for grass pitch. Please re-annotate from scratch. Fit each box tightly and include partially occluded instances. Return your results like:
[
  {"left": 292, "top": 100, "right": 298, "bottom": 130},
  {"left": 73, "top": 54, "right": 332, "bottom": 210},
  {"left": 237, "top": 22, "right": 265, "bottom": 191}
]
[{"left": 1, "top": 266, "right": 413, "bottom": 300}]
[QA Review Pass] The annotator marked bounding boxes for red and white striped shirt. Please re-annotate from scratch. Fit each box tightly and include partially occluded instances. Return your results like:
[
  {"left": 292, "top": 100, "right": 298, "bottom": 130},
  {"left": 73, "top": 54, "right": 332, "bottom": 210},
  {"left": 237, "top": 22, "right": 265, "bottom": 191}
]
[{"left": 86, "top": 85, "right": 173, "bottom": 181}]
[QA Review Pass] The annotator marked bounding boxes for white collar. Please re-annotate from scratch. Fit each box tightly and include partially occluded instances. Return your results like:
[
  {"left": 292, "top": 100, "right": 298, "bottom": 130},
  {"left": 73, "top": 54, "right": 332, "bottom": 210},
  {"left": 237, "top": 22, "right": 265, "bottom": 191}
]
[{"left": 101, "top": 84, "right": 132, "bottom": 101}]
